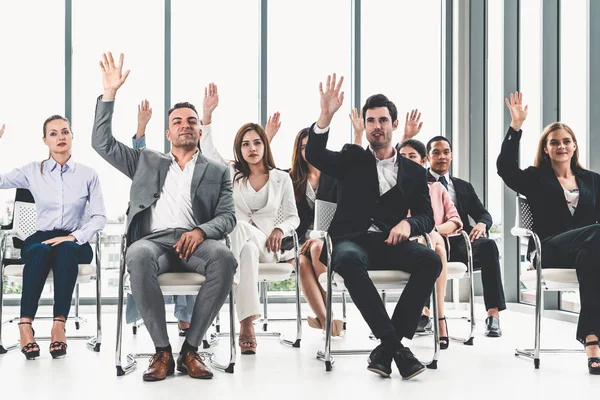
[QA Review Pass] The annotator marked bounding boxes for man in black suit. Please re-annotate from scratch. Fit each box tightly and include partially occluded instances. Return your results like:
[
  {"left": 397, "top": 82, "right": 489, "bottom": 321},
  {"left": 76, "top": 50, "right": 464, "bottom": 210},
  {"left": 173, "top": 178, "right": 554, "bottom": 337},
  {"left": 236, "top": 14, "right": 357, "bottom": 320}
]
[
  {"left": 306, "top": 74, "right": 441, "bottom": 380},
  {"left": 425, "top": 136, "right": 506, "bottom": 337}
]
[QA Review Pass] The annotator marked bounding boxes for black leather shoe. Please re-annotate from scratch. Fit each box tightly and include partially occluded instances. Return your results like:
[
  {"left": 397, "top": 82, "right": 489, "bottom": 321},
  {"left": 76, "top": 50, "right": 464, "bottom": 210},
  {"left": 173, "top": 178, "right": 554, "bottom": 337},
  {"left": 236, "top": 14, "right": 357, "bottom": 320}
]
[
  {"left": 392, "top": 346, "right": 425, "bottom": 380},
  {"left": 367, "top": 344, "right": 392, "bottom": 377},
  {"left": 485, "top": 316, "right": 502, "bottom": 337},
  {"left": 415, "top": 315, "right": 432, "bottom": 333}
]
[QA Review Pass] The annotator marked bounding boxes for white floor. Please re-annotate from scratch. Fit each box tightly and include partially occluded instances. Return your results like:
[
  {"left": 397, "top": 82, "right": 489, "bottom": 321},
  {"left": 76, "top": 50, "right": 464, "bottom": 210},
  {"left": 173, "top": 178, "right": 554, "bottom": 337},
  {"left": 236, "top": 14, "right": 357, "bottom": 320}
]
[{"left": 0, "top": 300, "right": 595, "bottom": 399}]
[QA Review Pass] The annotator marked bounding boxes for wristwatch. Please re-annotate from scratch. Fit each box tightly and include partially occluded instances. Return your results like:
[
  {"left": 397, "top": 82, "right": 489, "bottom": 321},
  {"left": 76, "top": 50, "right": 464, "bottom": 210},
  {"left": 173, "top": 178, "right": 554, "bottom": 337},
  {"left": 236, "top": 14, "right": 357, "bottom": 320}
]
[{"left": 434, "top": 226, "right": 440, "bottom": 233}]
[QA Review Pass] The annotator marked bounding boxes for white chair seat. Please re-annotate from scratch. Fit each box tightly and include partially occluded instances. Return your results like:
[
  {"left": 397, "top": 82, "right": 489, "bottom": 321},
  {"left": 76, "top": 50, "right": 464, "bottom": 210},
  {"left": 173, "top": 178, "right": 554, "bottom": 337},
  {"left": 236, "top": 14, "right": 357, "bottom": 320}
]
[
  {"left": 4, "top": 263, "right": 95, "bottom": 284},
  {"left": 124, "top": 272, "right": 207, "bottom": 296},
  {"left": 319, "top": 270, "right": 412, "bottom": 292},
  {"left": 520, "top": 267, "right": 579, "bottom": 291},
  {"left": 258, "top": 262, "right": 295, "bottom": 282},
  {"left": 447, "top": 262, "right": 468, "bottom": 280}
]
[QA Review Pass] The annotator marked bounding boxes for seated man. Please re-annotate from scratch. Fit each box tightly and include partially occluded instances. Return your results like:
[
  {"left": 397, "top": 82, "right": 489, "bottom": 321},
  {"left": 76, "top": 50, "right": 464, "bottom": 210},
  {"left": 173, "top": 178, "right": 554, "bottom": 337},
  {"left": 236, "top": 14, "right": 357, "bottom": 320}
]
[
  {"left": 425, "top": 135, "right": 506, "bottom": 337},
  {"left": 305, "top": 74, "right": 441, "bottom": 380},
  {"left": 92, "top": 52, "right": 237, "bottom": 381}
]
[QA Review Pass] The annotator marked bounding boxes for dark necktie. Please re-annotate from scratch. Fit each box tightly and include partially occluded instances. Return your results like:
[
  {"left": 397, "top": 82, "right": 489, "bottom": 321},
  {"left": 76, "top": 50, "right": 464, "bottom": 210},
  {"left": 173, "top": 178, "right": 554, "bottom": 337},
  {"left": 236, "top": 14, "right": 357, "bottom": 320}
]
[{"left": 439, "top": 175, "right": 449, "bottom": 190}]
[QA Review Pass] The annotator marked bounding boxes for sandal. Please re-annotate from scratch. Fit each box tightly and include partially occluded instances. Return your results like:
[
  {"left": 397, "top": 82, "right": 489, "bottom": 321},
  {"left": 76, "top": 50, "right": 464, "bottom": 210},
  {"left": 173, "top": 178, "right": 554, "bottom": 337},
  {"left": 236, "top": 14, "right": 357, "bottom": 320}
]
[
  {"left": 50, "top": 318, "right": 68, "bottom": 359},
  {"left": 585, "top": 340, "right": 600, "bottom": 375},
  {"left": 18, "top": 321, "right": 40, "bottom": 360},
  {"left": 307, "top": 316, "right": 343, "bottom": 337},
  {"left": 439, "top": 317, "right": 449, "bottom": 350},
  {"left": 239, "top": 336, "right": 257, "bottom": 355}
]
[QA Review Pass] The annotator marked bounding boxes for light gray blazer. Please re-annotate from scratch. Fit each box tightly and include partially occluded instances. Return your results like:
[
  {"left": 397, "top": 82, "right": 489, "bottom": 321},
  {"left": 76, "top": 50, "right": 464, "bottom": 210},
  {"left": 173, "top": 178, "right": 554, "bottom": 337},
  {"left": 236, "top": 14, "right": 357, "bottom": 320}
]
[{"left": 91, "top": 97, "right": 236, "bottom": 246}]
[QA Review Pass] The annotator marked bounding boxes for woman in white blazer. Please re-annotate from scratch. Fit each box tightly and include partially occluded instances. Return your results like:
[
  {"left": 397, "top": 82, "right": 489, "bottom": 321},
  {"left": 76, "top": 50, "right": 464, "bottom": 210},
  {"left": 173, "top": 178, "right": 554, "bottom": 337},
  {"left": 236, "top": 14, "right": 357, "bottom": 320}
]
[{"left": 199, "top": 88, "right": 299, "bottom": 354}]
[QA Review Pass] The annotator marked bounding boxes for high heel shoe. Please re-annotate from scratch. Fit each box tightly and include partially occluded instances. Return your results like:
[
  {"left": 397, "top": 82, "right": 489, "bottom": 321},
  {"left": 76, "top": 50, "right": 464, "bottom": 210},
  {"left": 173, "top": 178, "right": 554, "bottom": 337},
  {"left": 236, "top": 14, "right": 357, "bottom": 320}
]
[
  {"left": 18, "top": 321, "right": 40, "bottom": 360},
  {"left": 438, "top": 317, "right": 449, "bottom": 350},
  {"left": 585, "top": 340, "right": 600, "bottom": 375},
  {"left": 307, "top": 316, "right": 343, "bottom": 337},
  {"left": 49, "top": 318, "right": 68, "bottom": 359}
]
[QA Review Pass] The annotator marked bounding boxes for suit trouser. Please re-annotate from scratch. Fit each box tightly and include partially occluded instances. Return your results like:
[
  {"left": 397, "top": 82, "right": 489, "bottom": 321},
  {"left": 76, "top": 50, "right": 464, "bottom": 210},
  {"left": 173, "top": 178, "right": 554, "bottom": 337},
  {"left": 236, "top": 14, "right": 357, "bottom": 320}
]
[
  {"left": 327, "top": 232, "right": 441, "bottom": 340},
  {"left": 448, "top": 235, "right": 506, "bottom": 312},
  {"left": 126, "top": 229, "right": 237, "bottom": 348},
  {"left": 20, "top": 230, "right": 93, "bottom": 319},
  {"left": 229, "top": 220, "right": 278, "bottom": 322},
  {"left": 541, "top": 224, "right": 600, "bottom": 343}
]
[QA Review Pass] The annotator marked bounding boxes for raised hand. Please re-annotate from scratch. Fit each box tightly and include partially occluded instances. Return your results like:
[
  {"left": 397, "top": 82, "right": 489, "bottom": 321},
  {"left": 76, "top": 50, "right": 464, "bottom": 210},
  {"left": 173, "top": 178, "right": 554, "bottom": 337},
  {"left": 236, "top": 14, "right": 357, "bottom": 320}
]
[
  {"left": 404, "top": 109, "right": 423, "bottom": 140},
  {"left": 504, "top": 91, "right": 528, "bottom": 131},
  {"left": 0, "top": 124, "right": 5, "bottom": 139},
  {"left": 99, "top": 52, "right": 130, "bottom": 101},
  {"left": 349, "top": 107, "right": 364, "bottom": 133},
  {"left": 265, "top": 112, "right": 281, "bottom": 143},
  {"left": 137, "top": 100, "right": 153, "bottom": 126},
  {"left": 203, "top": 82, "right": 219, "bottom": 125},
  {"left": 317, "top": 73, "right": 344, "bottom": 129}
]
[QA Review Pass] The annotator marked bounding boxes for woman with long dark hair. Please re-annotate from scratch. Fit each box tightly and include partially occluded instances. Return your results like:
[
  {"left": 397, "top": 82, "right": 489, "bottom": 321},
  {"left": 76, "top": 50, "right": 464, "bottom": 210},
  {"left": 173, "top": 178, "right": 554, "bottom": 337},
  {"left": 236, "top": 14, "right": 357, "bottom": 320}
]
[
  {"left": 498, "top": 91, "right": 600, "bottom": 375},
  {"left": 199, "top": 84, "right": 299, "bottom": 354}
]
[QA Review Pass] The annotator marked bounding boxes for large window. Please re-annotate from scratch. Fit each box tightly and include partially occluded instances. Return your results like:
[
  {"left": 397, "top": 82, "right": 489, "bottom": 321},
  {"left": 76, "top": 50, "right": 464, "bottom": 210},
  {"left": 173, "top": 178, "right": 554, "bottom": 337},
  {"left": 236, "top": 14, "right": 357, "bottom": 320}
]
[
  {"left": 518, "top": 0, "right": 543, "bottom": 304},
  {"left": 71, "top": 0, "right": 165, "bottom": 298},
  {"left": 172, "top": 0, "right": 260, "bottom": 163},
  {"left": 362, "top": 0, "right": 442, "bottom": 147},
  {"left": 559, "top": 0, "right": 588, "bottom": 313},
  {"left": 268, "top": 0, "right": 351, "bottom": 169}
]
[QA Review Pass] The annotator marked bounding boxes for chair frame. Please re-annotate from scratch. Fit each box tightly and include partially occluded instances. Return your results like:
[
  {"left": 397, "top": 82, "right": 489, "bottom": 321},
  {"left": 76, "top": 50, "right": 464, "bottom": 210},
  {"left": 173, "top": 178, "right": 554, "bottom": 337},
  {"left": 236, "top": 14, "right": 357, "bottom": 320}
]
[
  {"left": 115, "top": 234, "right": 236, "bottom": 376},
  {"left": 511, "top": 195, "right": 581, "bottom": 369},
  {"left": 0, "top": 195, "right": 102, "bottom": 354}
]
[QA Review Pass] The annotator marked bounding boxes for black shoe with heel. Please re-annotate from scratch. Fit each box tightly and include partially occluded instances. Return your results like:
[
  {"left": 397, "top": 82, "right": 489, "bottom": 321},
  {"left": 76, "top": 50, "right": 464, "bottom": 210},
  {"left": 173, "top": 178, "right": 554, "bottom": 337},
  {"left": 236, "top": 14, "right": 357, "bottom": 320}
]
[
  {"left": 18, "top": 321, "right": 40, "bottom": 360},
  {"left": 585, "top": 341, "right": 600, "bottom": 375},
  {"left": 50, "top": 318, "right": 68, "bottom": 359},
  {"left": 439, "top": 317, "right": 449, "bottom": 350}
]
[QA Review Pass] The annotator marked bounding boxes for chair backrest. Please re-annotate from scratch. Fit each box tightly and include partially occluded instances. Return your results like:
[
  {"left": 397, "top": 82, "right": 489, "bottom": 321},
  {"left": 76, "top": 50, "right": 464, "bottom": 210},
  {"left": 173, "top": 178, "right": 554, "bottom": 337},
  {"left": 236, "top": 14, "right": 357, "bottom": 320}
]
[
  {"left": 515, "top": 195, "right": 534, "bottom": 231},
  {"left": 273, "top": 205, "right": 285, "bottom": 226},
  {"left": 314, "top": 200, "right": 337, "bottom": 231},
  {"left": 12, "top": 202, "right": 37, "bottom": 242}
]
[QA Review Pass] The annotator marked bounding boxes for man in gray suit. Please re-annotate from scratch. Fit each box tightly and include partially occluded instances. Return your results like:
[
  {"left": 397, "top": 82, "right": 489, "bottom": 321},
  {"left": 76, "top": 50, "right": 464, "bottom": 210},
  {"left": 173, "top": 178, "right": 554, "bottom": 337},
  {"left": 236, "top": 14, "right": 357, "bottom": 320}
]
[{"left": 92, "top": 52, "right": 237, "bottom": 382}]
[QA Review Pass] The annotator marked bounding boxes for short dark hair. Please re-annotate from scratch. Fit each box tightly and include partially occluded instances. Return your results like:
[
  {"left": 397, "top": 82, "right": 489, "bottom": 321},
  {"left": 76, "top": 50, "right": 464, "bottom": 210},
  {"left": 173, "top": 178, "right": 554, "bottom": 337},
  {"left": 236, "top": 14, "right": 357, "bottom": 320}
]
[
  {"left": 362, "top": 94, "right": 398, "bottom": 123},
  {"left": 168, "top": 102, "right": 199, "bottom": 118},
  {"left": 397, "top": 139, "right": 427, "bottom": 159},
  {"left": 426, "top": 136, "right": 452, "bottom": 153}
]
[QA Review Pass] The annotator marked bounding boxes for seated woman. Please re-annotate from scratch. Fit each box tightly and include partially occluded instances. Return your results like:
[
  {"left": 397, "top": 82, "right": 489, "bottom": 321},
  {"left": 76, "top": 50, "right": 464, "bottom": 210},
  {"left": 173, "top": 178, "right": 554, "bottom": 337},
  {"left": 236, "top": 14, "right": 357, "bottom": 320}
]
[
  {"left": 498, "top": 91, "right": 600, "bottom": 375},
  {"left": 397, "top": 139, "right": 462, "bottom": 349},
  {"left": 0, "top": 117, "right": 106, "bottom": 359},
  {"left": 199, "top": 84, "right": 299, "bottom": 354},
  {"left": 267, "top": 126, "right": 342, "bottom": 336},
  {"left": 127, "top": 99, "right": 195, "bottom": 336}
]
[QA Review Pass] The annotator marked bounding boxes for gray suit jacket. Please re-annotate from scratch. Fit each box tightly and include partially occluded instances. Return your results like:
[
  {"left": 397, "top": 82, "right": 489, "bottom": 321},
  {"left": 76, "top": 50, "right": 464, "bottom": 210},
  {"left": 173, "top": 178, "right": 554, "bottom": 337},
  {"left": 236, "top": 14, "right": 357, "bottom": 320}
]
[{"left": 91, "top": 97, "right": 236, "bottom": 245}]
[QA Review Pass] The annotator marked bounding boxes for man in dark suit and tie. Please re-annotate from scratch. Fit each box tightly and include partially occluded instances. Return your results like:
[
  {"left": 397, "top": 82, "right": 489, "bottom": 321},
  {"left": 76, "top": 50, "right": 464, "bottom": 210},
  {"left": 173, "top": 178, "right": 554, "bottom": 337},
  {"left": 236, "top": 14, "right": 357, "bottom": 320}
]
[
  {"left": 425, "top": 135, "right": 506, "bottom": 337},
  {"left": 306, "top": 74, "right": 441, "bottom": 380}
]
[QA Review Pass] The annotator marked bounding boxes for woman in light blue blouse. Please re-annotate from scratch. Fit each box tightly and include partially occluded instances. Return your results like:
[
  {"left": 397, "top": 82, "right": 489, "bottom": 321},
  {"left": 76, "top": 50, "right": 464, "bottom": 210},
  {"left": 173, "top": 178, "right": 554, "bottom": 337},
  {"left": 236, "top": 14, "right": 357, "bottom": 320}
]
[{"left": 0, "top": 116, "right": 106, "bottom": 359}]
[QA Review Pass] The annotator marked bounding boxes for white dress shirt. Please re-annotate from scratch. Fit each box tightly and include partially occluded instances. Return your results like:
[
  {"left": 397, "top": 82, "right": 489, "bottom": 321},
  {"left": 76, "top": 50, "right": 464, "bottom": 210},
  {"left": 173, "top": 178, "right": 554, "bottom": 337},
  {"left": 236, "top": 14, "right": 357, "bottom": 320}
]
[
  {"left": 149, "top": 151, "right": 199, "bottom": 233},
  {"left": 429, "top": 169, "right": 457, "bottom": 205}
]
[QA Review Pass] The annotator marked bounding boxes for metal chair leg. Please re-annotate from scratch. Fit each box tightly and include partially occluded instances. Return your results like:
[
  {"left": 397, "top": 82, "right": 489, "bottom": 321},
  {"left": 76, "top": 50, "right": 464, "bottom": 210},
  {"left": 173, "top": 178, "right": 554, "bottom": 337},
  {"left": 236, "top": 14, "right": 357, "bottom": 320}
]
[
  {"left": 342, "top": 291, "right": 347, "bottom": 331},
  {"left": 261, "top": 281, "right": 268, "bottom": 332}
]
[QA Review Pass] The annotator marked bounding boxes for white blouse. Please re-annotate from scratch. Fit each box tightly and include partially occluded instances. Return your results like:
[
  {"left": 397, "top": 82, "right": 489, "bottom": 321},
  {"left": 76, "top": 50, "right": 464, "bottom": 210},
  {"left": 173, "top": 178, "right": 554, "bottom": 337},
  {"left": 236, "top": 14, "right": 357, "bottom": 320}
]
[
  {"left": 564, "top": 188, "right": 580, "bottom": 215},
  {"left": 241, "top": 179, "right": 269, "bottom": 212}
]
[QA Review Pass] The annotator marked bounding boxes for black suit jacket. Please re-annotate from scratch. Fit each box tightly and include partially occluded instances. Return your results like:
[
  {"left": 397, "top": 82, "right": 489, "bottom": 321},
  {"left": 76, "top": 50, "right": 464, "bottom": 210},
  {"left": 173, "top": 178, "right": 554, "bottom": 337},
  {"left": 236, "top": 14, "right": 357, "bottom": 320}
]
[
  {"left": 427, "top": 170, "right": 493, "bottom": 234},
  {"left": 305, "top": 124, "right": 434, "bottom": 241},
  {"left": 294, "top": 172, "right": 339, "bottom": 243},
  {"left": 497, "top": 127, "right": 600, "bottom": 241}
]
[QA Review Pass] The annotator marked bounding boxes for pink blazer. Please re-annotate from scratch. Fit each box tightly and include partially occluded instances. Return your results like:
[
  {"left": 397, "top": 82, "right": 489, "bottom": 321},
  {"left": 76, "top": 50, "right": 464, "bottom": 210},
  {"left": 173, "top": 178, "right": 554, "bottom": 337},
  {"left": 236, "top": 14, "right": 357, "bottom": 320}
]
[{"left": 428, "top": 182, "right": 462, "bottom": 234}]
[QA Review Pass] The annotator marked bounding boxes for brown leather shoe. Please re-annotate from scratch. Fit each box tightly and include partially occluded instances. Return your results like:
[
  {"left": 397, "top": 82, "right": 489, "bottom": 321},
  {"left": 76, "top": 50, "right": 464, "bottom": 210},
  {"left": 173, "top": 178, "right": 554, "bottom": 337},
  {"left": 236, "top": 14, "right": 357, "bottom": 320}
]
[
  {"left": 176, "top": 350, "right": 214, "bottom": 379},
  {"left": 142, "top": 351, "right": 175, "bottom": 382}
]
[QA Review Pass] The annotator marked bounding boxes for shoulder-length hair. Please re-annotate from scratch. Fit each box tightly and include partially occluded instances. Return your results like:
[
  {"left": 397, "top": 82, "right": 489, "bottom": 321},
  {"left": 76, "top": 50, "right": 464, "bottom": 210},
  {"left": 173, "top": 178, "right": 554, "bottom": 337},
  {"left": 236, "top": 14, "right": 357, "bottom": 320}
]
[
  {"left": 233, "top": 122, "right": 276, "bottom": 182},
  {"left": 534, "top": 122, "right": 584, "bottom": 171},
  {"left": 289, "top": 128, "right": 310, "bottom": 204}
]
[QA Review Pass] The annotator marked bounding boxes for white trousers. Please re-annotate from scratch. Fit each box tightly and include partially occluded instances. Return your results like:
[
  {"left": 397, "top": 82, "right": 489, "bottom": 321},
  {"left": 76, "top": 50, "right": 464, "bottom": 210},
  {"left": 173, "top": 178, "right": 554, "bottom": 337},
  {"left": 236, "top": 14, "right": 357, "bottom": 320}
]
[{"left": 230, "top": 220, "right": 277, "bottom": 322}]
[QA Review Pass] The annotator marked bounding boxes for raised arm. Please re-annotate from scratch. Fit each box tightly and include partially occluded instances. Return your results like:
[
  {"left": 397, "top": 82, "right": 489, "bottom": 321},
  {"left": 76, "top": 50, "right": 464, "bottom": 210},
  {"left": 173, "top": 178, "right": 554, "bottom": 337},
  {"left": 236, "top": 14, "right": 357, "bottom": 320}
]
[
  {"left": 305, "top": 73, "right": 347, "bottom": 179},
  {"left": 132, "top": 99, "right": 152, "bottom": 150},
  {"left": 399, "top": 109, "right": 423, "bottom": 144},
  {"left": 497, "top": 91, "right": 534, "bottom": 196},
  {"left": 349, "top": 107, "right": 364, "bottom": 146},
  {"left": 70, "top": 170, "right": 107, "bottom": 244},
  {"left": 265, "top": 112, "right": 281, "bottom": 144},
  {"left": 92, "top": 52, "right": 140, "bottom": 179},
  {"left": 198, "top": 82, "right": 228, "bottom": 166}
]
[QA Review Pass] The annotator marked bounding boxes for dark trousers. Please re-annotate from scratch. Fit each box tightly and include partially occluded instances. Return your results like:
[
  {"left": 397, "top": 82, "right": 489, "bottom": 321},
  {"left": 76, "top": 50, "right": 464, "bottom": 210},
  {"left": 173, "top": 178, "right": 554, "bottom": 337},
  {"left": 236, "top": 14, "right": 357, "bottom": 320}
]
[
  {"left": 326, "top": 233, "right": 441, "bottom": 340},
  {"left": 541, "top": 224, "right": 600, "bottom": 343},
  {"left": 448, "top": 235, "right": 506, "bottom": 312},
  {"left": 20, "top": 230, "right": 93, "bottom": 319}
]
